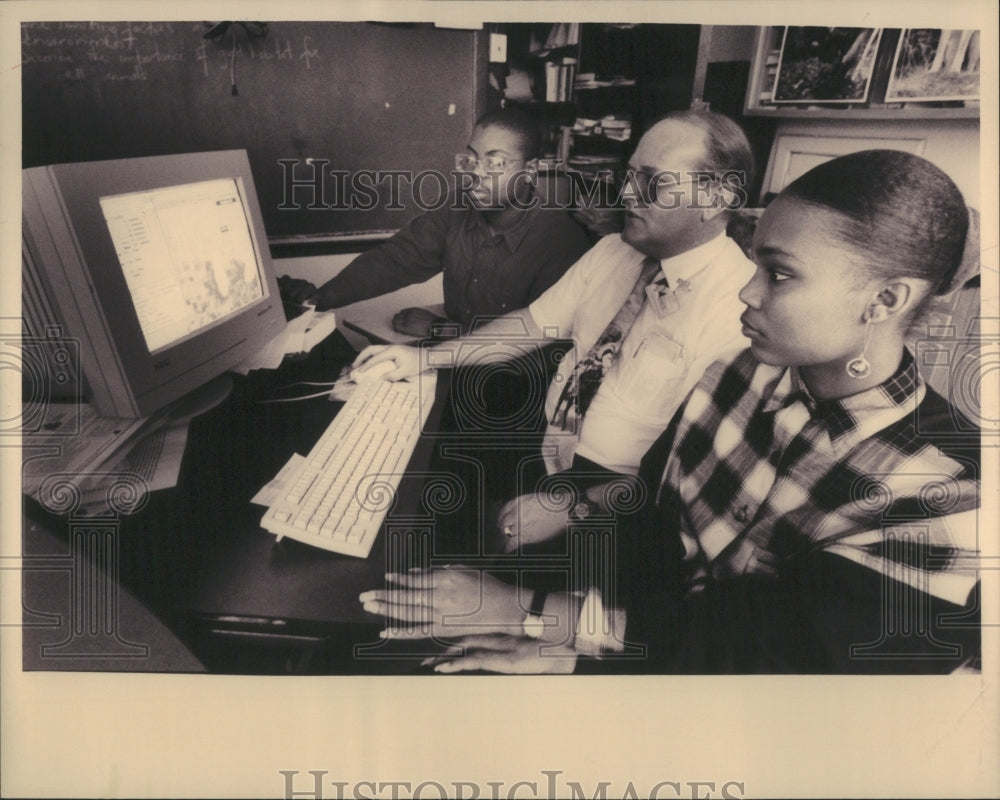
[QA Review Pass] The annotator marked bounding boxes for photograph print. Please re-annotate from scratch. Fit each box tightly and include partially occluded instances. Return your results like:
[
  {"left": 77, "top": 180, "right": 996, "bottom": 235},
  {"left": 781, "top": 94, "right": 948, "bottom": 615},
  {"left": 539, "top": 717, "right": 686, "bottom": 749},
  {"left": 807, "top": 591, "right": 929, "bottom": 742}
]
[
  {"left": 886, "top": 28, "right": 981, "bottom": 102},
  {"left": 772, "top": 26, "right": 883, "bottom": 104}
]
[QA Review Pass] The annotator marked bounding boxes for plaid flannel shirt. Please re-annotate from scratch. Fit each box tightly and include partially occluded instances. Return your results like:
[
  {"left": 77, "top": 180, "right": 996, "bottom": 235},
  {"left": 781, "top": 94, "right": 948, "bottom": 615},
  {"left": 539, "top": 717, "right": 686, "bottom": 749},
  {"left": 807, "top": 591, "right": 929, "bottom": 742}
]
[
  {"left": 659, "top": 348, "right": 979, "bottom": 607},
  {"left": 587, "top": 348, "right": 981, "bottom": 673}
]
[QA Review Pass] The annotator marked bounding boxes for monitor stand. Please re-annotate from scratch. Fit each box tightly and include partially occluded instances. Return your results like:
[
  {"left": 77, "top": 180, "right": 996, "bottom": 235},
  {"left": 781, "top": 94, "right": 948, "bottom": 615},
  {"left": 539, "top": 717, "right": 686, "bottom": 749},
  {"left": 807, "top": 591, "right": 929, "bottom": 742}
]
[{"left": 167, "top": 374, "right": 234, "bottom": 423}]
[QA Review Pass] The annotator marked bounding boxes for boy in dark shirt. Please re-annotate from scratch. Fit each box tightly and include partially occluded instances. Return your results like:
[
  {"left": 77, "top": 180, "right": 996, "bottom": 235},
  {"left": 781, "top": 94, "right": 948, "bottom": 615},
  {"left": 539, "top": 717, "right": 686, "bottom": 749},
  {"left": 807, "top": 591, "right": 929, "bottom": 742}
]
[{"left": 279, "top": 108, "right": 591, "bottom": 337}]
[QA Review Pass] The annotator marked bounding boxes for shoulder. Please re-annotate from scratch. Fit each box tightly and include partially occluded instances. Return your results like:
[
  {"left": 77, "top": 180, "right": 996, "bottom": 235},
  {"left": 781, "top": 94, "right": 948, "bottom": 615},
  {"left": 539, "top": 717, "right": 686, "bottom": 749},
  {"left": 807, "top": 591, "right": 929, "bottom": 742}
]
[
  {"left": 522, "top": 206, "right": 592, "bottom": 251},
  {"left": 590, "top": 235, "right": 645, "bottom": 281},
  {"left": 399, "top": 202, "right": 467, "bottom": 234},
  {"left": 579, "top": 233, "right": 637, "bottom": 265},
  {"left": 549, "top": 233, "right": 633, "bottom": 280},
  {"left": 708, "top": 235, "right": 756, "bottom": 280},
  {"left": 914, "top": 383, "right": 978, "bottom": 435},
  {"left": 527, "top": 204, "right": 586, "bottom": 232},
  {"left": 890, "top": 383, "right": 981, "bottom": 471}
]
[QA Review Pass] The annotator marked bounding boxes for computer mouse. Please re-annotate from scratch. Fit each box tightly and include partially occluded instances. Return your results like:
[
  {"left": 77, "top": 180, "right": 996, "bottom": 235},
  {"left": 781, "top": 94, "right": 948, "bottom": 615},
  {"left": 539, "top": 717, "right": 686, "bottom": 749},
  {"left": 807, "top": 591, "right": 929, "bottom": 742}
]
[{"left": 351, "top": 359, "right": 396, "bottom": 383}]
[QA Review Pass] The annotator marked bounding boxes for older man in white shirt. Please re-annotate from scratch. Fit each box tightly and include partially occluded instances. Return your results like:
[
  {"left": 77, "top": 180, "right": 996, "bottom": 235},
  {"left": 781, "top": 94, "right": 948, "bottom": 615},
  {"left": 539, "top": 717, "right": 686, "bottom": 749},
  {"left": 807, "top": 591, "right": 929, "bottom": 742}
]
[{"left": 354, "top": 109, "right": 754, "bottom": 495}]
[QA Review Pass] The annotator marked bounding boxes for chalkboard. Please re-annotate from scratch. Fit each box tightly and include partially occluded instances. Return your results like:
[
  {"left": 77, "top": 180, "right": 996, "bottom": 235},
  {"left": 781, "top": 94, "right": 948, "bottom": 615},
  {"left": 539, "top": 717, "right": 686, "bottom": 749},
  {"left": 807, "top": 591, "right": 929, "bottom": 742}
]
[{"left": 21, "top": 21, "right": 487, "bottom": 242}]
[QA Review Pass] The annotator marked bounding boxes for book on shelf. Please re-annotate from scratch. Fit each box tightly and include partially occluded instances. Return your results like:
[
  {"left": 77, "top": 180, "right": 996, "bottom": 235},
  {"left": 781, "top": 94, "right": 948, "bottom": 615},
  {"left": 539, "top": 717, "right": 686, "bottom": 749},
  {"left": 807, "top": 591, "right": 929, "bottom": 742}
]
[
  {"left": 529, "top": 22, "right": 580, "bottom": 59},
  {"left": 544, "top": 61, "right": 559, "bottom": 101},
  {"left": 545, "top": 22, "right": 579, "bottom": 50},
  {"left": 542, "top": 56, "right": 577, "bottom": 102}
]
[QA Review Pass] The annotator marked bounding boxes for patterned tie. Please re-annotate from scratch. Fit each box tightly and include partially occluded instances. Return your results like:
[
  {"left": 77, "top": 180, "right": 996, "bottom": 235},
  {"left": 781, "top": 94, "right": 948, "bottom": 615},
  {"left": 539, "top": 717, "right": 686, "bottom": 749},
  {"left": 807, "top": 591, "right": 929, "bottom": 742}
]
[{"left": 550, "top": 256, "right": 663, "bottom": 432}]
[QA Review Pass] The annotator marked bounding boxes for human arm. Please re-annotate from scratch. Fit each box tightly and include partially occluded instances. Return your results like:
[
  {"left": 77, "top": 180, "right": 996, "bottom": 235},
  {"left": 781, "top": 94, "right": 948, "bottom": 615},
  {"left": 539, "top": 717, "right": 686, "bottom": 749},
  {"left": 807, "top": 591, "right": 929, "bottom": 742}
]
[
  {"left": 358, "top": 567, "right": 585, "bottom": 648},
  {"left": 350, "top": 234, "right": 601, "bottom": 380},
  {"left": 422, "top": 635, "right": 578, "bottom": 674},
  {"left": 614, "top": 545, "right": 980, "bottom": 675},
  {"left": 350, "top": 307, "right": 547, "bottom": 381},
  {"left": 390, "top": 307, "right": 451, "bottom": 338},
  {"left": 302, "top": 209, "right": 452, "bottom": 311},
  {"left": 496, "top": 472, "right": 640, "bottom": 552},
  {"left": 277, "top": 275, "right": 322, "bottom": 305},
  {"left": 609, "top": 428, "right": 982, "bottom": 674}
]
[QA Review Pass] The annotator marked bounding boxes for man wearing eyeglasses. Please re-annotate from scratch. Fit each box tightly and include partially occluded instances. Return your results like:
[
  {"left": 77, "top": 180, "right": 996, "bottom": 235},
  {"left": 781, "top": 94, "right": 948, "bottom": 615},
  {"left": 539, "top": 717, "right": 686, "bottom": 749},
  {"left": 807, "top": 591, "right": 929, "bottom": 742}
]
[
  {"left": 354, "top": 110, "right": 755, "bottom": 509},
  {"left": 278, "top": 107, "right": 591, "bottom": 338}
]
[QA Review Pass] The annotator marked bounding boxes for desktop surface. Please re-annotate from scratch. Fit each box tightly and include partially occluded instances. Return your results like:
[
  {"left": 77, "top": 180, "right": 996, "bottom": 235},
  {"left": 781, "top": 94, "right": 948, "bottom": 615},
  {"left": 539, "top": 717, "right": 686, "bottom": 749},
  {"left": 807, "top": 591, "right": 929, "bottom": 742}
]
[{"left": 22, "top": 329, "right": 450, "bottom": 673}]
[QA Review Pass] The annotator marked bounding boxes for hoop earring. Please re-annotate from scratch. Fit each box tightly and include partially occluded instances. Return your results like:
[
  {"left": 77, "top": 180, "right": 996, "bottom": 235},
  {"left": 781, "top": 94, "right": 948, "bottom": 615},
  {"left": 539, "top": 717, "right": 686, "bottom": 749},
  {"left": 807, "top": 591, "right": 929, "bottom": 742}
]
[{"left": 846, "top": 317, "right": 874, "bottom": 379}]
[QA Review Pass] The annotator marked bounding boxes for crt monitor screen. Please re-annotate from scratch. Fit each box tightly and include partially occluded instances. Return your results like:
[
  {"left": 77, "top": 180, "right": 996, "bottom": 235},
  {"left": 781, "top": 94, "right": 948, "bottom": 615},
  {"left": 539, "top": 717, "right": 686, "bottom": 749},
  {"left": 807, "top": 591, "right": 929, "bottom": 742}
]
[
  {"left": 99, "top": 178, "right": 266, "bottom": 354},
  {"left": 22, "top": 150, "right": 285, "bottom": 418}
]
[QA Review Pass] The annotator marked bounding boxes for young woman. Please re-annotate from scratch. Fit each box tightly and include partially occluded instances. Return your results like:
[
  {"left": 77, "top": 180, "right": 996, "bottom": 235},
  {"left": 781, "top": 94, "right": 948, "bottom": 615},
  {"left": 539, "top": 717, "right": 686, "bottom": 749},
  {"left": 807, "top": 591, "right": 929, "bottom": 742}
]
[{"left": 359, "top": 150, "right": 981, "bottom": 674}]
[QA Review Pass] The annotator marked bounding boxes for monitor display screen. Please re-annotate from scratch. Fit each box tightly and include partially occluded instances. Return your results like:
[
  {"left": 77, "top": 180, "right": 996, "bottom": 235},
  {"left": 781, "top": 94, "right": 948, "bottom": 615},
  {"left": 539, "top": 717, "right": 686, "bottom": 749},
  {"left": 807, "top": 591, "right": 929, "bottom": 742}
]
[
  {"left": 99, "top": 178, "right": 265, "bottom": 354},
  {"left": 22, "top": 150, "right": 285, "bottom": 418}
]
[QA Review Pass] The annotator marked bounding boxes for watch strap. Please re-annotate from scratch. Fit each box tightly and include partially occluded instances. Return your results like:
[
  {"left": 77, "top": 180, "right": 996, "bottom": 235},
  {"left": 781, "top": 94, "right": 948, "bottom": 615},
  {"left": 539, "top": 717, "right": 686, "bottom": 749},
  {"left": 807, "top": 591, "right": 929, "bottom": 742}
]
[
  {"left": 522, "top": 590, "right": 548, "bottom": 639},
  {"left": 528, "top": 589, "right": 547, "bottom": 618}
]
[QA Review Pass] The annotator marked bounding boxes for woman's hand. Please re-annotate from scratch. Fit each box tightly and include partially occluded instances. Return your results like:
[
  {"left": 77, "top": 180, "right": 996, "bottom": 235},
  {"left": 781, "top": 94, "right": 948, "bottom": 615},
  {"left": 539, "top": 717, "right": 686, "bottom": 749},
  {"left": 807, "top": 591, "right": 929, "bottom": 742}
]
[
  {"left": 351, "top": 344, "right": 424, "bottom": 381},
  {"left": 422, "top": 635, "right": 578, "bottom": 674},
  {"left": 496, "top": 492, "right": 571, "bottom": 553},
  {"left": 359, "top": 567, "right": 525, "bottom": 639}
]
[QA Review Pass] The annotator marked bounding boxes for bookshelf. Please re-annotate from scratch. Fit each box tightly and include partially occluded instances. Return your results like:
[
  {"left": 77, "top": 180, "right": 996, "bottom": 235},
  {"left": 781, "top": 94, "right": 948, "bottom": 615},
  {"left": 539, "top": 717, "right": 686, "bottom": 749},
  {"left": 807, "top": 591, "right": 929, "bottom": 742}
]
[{"left": 494, "top": 22, "right": 700, "bottom": 183}]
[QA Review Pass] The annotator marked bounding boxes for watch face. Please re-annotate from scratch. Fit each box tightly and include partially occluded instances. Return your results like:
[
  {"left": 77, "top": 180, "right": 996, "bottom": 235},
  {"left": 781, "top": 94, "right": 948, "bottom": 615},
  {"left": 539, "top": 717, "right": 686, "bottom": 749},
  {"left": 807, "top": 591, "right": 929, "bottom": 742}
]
[{"left": 522, "top": 614, "right": 545, "bottom": 639}]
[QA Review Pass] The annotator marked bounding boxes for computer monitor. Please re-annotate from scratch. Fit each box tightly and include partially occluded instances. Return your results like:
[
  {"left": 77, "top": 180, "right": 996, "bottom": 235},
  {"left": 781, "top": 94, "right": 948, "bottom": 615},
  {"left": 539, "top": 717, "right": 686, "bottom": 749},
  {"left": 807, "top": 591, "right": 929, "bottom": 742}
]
[{"left": 22, "top": 150, "right": 285, "bottom": 418}]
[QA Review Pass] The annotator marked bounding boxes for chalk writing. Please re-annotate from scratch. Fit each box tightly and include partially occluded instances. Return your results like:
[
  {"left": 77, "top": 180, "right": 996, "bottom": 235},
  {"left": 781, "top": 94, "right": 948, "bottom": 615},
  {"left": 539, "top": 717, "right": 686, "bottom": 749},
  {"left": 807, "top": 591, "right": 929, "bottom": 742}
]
[
  {"left": 300, "top": 36, "right": 319, "bottom": 70},
  {"left": 21, "top": 21, "right": 324, "bottom": 83}
]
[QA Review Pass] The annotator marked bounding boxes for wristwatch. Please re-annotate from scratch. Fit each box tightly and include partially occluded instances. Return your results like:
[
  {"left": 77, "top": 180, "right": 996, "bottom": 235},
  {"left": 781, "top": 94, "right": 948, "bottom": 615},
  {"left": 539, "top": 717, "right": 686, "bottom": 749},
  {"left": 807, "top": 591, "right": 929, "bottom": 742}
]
[
  {"left": 522, "top": 590, "right": 548, "bottom": 639},
  {"left": 568, "top": 497, "right": 601, "bottom": 522}
]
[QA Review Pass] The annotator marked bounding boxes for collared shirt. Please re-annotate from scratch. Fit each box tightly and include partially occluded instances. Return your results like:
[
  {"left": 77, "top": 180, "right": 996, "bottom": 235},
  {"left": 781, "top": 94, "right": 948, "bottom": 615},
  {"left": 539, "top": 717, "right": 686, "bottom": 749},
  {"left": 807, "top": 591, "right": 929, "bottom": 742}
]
[
  {"left": 529, "top": 232, "right": 753, "bottom": 475},
  {"left": 317, "top": 201, "right": 592, "bottom": 329},
  {"left": 581, "top": 349, "right": 980, "bottom": 673}
]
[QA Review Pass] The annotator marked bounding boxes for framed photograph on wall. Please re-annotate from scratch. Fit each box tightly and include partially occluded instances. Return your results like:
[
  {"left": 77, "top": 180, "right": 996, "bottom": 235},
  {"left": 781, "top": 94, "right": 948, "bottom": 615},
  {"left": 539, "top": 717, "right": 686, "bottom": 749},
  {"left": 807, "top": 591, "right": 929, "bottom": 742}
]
[
  {"left": 772, "top": 26, "right": 882, "bottom": 104},
  {"left": 886, "top": 29, "right": 981, "bottom": 102}
]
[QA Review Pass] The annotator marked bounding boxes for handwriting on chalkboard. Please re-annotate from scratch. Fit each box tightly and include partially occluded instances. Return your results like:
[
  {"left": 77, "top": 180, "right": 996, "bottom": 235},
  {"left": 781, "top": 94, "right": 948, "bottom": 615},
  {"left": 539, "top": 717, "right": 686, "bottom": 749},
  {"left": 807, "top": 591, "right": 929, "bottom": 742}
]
[{"left": 21, "top": 21, "right": 323, "bottom": 83}]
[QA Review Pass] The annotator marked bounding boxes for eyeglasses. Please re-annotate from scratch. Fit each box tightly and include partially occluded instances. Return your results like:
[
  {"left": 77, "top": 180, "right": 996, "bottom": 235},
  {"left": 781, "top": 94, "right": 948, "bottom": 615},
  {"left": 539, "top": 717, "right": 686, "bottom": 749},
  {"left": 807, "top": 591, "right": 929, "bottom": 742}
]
[
  {"left": 455, "top": 153, "right": 523, "bottom": 172},
  {"left": 619, "top": 168, "right": 707, "bottom": 205}
]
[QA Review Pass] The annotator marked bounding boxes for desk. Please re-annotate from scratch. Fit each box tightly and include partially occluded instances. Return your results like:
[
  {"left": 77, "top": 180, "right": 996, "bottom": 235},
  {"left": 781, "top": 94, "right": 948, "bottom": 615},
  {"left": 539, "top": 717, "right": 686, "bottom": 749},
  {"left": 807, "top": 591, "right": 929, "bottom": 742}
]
[
  {"left": 22, "top": 330, "right": 455, "bottom": 674},
  {"left": 22, "top": 318, "right": 572, "bottom": 674}
]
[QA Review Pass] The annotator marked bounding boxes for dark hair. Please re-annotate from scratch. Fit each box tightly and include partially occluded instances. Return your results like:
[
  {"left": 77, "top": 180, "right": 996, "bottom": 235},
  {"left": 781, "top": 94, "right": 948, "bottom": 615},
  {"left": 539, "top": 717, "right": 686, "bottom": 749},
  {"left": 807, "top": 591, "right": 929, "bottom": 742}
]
[
  {"left": 474, "top": 107, "right": 542, "bottom": 160},
  {"left": 662, "top": 109, "right": 755, "bottom": 203},
  {"left": 782, "top": 150, "right": 969, "bottom": 298}
]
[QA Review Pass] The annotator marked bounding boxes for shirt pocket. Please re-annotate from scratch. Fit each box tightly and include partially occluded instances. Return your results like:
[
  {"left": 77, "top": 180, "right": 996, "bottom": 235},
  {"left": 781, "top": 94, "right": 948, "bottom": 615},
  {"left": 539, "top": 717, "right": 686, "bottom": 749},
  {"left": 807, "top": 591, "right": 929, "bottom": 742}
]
[{"left": 613, "top": 330, "right": 688, "bottom": 419}]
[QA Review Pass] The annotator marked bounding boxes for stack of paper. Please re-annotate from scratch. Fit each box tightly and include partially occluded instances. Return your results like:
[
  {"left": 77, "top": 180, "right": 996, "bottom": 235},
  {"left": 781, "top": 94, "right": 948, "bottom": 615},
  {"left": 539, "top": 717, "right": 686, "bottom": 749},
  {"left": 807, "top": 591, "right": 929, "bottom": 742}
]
[{"left": 231, "top": 308, "right": 338, "bottom": 374}]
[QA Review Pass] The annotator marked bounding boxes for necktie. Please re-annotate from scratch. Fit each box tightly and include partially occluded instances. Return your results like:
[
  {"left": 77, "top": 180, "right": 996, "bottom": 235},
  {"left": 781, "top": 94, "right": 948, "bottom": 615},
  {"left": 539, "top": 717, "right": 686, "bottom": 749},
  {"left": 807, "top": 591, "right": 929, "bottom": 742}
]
[{"left": 550, "top": 256, "right": 663, "bottom": 432}]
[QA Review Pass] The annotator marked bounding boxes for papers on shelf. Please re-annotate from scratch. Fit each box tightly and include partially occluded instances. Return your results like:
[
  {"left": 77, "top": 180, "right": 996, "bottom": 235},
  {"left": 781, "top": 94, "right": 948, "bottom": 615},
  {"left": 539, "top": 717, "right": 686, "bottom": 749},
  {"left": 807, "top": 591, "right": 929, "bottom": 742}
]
[
  {"left": 571, "top": 115, "right": 632, "bottom": 141},
  {"left": 574, "top": 76, "right": 636, "bottom": 89}
]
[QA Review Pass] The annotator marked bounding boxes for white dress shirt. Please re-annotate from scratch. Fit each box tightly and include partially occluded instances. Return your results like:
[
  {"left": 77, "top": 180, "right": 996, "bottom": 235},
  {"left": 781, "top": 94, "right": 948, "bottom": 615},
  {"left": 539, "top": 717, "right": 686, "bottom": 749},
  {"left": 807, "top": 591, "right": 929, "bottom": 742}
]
[{"left": 529, "top": 232, "right": 753, "bottom": 475}]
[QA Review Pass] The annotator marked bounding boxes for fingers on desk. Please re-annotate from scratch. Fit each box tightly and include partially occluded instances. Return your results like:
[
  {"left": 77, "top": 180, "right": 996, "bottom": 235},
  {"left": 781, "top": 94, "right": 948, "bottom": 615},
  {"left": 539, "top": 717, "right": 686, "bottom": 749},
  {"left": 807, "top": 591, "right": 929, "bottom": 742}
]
[
  {"left": 381, "top": 567, "right": 469, "bottom": 588},
  {"left": 423, "top": 635, "right": 572, "bottom": 674},
  {"left": 359, "top": 587, "right": 434, "bottom": 608}
]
